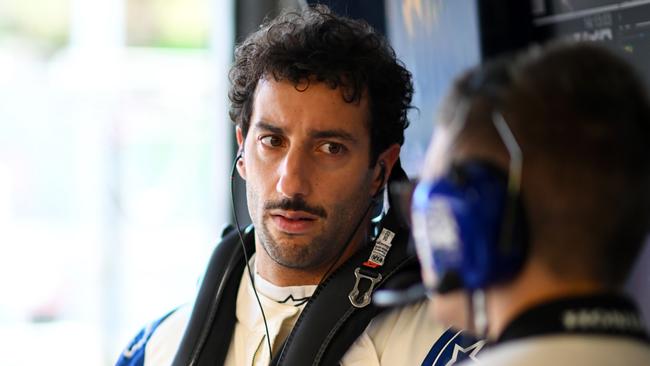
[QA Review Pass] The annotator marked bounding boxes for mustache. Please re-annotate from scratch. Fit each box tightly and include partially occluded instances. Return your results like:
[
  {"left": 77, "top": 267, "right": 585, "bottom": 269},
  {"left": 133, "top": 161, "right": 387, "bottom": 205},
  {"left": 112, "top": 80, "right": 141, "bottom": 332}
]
[{"left": 264, "top": 197, "right": 327, "bottom": 218}]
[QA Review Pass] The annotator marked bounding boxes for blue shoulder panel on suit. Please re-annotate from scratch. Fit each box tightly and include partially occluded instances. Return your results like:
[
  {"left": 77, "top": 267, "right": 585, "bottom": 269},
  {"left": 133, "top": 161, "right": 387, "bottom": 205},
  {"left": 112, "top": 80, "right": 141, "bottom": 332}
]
[
  {"left": 421, "top": 328, "right": 485, "bottom": 366},
  {"left": 115, "top": 309, "right": 177, "bottom": 366}
]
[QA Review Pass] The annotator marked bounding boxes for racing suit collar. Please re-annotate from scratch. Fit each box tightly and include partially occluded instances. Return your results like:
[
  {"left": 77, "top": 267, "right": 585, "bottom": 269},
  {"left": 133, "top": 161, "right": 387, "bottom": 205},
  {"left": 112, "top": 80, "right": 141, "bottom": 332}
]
[{"left": 496, "top": 292, "right": 649, "bottom": 344}]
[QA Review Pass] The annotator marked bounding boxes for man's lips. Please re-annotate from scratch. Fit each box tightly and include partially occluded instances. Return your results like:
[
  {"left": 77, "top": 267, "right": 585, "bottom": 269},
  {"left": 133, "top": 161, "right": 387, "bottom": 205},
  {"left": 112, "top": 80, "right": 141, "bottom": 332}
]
[
  {"left": 269, "top": 210, "right": 319, "bottom": 234},
  {"left": 270, "top": 209, "right": 320, "bottom": 220}
]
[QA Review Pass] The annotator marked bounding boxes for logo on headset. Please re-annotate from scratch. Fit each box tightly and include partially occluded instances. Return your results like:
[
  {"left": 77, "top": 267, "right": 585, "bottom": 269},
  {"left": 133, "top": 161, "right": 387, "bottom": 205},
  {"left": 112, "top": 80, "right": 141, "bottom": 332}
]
[{"left": 425, "top": 198, "right": 460, "bottom": 251}]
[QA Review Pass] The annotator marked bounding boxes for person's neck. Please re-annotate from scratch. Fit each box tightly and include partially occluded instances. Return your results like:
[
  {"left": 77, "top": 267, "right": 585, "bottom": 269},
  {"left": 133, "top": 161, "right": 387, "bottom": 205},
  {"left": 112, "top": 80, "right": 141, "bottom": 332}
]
[
  {"left": 485, "top": 259, "right": 606, "bottom": 340},
  {"left": 255, "top": 227, "right": 369, "bottom": 287}
]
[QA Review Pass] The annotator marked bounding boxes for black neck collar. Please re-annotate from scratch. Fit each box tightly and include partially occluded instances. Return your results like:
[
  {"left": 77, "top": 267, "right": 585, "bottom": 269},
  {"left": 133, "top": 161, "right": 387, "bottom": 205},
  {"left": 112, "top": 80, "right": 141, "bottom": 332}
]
[{"left": 497, "top": 293, "right": 649, "bottom": 344}]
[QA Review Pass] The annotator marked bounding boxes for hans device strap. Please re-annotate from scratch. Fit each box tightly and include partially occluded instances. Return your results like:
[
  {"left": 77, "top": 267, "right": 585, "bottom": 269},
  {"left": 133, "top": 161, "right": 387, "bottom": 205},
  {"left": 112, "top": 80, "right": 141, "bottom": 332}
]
[
  {"left": 271, "top": 208, "right": 416, "bottom": 366},
  {"left": 172, "top": 225, "right": 253, "bottom": 366},
  {"left": 172, "top": 209, "right": 419, "bottom": 366}
]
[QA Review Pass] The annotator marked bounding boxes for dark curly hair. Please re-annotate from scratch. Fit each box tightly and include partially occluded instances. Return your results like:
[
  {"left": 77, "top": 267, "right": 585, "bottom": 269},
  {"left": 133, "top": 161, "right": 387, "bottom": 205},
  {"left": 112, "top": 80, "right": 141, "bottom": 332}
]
[{"left": 228, "top": 5, "right": 413, "bottom": 165}]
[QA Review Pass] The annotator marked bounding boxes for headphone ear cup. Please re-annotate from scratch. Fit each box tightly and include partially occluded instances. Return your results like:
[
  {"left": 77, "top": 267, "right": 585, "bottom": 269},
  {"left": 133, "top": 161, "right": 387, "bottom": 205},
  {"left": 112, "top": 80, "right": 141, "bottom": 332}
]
[{"left": 422, "top": 161, "right": 528, "bottom": 292}]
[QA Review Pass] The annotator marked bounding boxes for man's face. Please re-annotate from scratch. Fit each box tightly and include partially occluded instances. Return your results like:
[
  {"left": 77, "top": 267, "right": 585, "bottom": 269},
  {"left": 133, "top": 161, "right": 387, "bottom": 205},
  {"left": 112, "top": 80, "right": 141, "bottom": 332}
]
[{"left": 237, "top": 78, "right": 388, "bottom": 272}]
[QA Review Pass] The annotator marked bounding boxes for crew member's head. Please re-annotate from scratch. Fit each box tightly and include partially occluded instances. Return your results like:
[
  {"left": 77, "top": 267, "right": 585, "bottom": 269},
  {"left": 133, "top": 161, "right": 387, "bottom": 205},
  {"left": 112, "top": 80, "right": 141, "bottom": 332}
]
[
  {"left": 229, "top": 5, "right": 413, "bottom": 281},
  {"left": 413, "top": 41, "right": 650, "bottom": 334}
]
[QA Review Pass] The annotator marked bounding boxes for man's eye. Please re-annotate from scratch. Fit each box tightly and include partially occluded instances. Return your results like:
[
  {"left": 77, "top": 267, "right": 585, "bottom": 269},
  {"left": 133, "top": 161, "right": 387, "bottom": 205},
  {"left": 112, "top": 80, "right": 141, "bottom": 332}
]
[
  {"left": 318, "top": 142, "right": 345, "bottom": 155},
  {"left": 260, "top": 135, "right": 283, "bottom": 147}
]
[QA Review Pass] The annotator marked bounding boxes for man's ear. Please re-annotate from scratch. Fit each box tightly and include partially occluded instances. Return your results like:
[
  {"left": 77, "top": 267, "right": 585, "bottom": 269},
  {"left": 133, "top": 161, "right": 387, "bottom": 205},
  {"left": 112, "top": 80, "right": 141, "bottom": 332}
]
[
  {"left": 236, "top": 127, "right": 246, "bottom": 180},
  {"left": 371, "top": 144, "right": 400, "bottom": 195}
]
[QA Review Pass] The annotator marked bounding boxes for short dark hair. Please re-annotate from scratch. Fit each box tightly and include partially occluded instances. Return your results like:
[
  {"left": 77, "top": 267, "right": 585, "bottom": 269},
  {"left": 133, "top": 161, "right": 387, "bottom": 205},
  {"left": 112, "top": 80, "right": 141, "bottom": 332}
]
[
  {"left": 228, "top": 5, "right": 413, "bottom": 165},
  {"left": 447, "top": 42, "right": 650, "bottom": 287}
]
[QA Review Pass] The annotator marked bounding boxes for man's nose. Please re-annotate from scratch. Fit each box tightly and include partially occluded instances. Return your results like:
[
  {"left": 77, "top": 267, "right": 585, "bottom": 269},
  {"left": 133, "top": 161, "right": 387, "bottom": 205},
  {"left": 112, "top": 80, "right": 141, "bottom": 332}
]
[{"left": 276, "top": 147, "right": 312, "bottom": 199}]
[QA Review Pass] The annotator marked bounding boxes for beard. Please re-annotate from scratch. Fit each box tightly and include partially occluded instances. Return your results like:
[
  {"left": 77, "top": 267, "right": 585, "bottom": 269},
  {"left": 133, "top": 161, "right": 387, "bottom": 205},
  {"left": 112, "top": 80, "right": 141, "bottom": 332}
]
[{"left": 254, "top": 194, "right": 372, "bottom": 270}]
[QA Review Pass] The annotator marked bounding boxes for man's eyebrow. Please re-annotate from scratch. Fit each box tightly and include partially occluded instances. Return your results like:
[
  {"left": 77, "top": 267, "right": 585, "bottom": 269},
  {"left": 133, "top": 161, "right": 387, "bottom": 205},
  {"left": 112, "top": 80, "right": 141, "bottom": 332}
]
[
  {"left": 310, "top": 129, "right": 358, "bottom": 143},
  {"left": 254, "top": 121, "right": 358, "bottom": 143},
  {"left": 253, "top": 121, "right": 284, "bottom": 134}
]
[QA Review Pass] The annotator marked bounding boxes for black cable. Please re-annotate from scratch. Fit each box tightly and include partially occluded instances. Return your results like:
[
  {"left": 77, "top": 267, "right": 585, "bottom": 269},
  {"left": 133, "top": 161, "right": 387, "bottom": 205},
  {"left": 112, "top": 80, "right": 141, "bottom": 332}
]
[
  {"left": 230, "top": 154, "right": 274, "bottom": 361},
  {"left": 276, "top": 172, "right": 386, "bottom": 363},
  {"left": 234, "top": 157, "right": 385, "bottom": 364},
  {"left": 273, "top": 198, "right": 376, "bottom": 365}
]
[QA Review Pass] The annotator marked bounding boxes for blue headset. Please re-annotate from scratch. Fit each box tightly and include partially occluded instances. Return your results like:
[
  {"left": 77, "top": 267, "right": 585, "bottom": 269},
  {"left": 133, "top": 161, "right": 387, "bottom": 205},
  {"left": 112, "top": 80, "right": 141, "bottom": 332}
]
[{"left": 411, "top": 110, "right": 528, "bottom": 294}]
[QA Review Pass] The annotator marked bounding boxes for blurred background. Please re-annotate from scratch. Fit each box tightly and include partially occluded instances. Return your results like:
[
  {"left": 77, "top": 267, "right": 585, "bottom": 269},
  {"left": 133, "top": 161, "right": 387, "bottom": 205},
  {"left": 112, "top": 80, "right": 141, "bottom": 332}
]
[
  {"left": 0, "top": 0, "right": 232, "bottom": 364},
  {"left": 1, "top": 0, "right": 649, "bottom": 365}
]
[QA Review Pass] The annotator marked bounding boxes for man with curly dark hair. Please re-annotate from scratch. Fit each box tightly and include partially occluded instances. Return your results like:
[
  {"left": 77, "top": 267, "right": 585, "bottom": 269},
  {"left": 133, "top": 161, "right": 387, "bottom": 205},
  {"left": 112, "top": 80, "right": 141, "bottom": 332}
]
[{"left": 116, "top": 5, "right": 475, "bottom": 366}]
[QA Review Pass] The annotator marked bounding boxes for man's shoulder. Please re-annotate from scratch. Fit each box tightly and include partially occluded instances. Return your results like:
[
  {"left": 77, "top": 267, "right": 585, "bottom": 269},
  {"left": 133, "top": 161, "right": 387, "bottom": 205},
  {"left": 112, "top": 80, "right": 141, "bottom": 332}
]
[
  {"left": 116, "top": 304, "right": 192, "bottom": 366},
  {"left": 366, "top": 300, "right": 437, "bottom": 337},
  {"left": 465, "top": 335, "right": 650, "bottom": 366},
  {"left": 363, "top": 301, "right": 484, "bottom": 366}
]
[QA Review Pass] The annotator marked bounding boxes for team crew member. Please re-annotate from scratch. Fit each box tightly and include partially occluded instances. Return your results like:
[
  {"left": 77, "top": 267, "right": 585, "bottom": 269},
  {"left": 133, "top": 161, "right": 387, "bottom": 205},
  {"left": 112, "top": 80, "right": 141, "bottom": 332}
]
[
  {"left": 117, "top": 5, "right": 478, "bottom": 366},
  {"left": 411, "top": 41, "right": 650, "bottom": 365}
]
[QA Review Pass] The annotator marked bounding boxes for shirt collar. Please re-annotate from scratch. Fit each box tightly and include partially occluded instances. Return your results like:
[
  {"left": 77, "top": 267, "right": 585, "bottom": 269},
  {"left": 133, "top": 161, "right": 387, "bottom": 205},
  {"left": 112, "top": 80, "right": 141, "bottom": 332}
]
[
  {"left": 236, "top": 256, "right": 316, "bottom": 331},
  {"left": 497, "top": 292, "right": 649, "bottom": 344}
]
